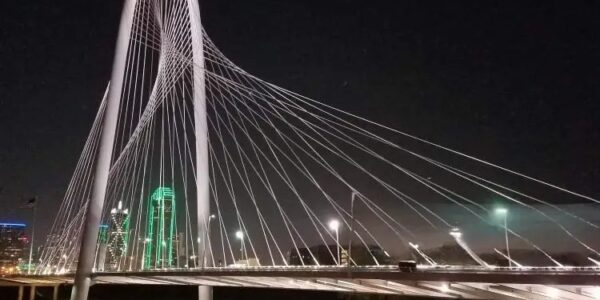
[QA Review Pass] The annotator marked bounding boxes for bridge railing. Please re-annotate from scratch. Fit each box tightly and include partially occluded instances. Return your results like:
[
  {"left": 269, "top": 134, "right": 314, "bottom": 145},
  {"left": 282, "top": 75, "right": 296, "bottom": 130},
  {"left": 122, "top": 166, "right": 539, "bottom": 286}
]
[{"left": 92, "top": 264, "right": 600, "bottom": 275}]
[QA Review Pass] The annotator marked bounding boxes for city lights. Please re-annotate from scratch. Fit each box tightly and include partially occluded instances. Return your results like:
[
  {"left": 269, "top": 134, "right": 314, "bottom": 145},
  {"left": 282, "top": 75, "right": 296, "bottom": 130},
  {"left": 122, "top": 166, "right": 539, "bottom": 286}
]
[
  {"left": 328, "top": 219, "right": 340, "bottom": 232},
  {"left": 235, "top": 230, "right": 244, "bottom": 240}
]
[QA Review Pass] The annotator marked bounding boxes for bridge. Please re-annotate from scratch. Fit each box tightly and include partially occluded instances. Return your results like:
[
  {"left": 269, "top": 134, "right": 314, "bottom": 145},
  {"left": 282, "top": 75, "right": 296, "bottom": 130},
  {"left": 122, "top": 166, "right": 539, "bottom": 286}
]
[
  {"left": 7, "top": 0, "right": 600, "bottom": 299},
  {"left": 4, "top": 266, "right": 600, "bottom": 299}
]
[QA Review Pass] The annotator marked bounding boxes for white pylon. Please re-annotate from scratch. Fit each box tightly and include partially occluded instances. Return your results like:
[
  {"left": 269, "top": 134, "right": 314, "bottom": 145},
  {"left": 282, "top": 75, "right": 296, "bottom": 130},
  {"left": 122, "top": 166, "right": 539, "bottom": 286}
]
[
  {"left": 187, "top": 0, "right": 213, "bottom": 299},
  {"left": 70, "top": 1, "right": 138, "bottom": 300},
  {"left": 71, "top": 0, "right": 213, "bottom": 299}
]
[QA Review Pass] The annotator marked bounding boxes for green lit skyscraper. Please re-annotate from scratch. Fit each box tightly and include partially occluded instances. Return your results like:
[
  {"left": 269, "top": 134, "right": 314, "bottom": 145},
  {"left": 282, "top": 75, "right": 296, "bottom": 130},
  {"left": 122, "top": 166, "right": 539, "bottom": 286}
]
[{"left": 144, "top": 187, "right": 176, "bottom": 269}]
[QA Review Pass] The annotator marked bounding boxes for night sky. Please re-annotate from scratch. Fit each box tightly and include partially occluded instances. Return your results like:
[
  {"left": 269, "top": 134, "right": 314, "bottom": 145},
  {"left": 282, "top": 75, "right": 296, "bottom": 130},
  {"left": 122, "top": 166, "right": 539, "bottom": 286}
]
[{"left": 1, "top": 0, "right": 599, "bottom": 250}]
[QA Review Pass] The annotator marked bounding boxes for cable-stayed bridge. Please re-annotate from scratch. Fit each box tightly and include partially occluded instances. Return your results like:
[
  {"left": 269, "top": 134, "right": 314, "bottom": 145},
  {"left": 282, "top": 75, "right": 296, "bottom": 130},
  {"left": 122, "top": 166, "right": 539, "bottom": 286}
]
[{"left": 5, "top": 0, "right": 600, "bottom": 299}]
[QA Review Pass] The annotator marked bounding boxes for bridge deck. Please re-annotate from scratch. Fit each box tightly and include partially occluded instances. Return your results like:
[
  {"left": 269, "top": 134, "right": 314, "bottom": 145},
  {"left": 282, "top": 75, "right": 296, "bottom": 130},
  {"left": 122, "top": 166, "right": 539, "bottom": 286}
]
[{"left": 2, "top": 267, "right": 599, "bottom": 299}]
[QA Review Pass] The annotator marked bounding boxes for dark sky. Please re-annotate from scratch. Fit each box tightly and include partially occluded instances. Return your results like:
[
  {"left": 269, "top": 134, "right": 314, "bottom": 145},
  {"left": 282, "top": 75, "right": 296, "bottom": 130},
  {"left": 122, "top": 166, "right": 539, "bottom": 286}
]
[{"left": 0, "top": 0, "right": 599, "bottom": 250}]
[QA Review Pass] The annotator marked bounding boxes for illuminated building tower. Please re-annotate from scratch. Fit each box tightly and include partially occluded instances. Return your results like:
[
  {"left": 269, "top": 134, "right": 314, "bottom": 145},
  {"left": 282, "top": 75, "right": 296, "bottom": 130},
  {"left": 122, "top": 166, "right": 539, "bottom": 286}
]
[
  {"left": 0, "top": 223, "right": 28, "bottom": 273},
  {"left": 107, "top": 201, "right": 129, "bottom": 270},
  {"left": 144, "top": 187, "right": 176, "bottom": 269}
]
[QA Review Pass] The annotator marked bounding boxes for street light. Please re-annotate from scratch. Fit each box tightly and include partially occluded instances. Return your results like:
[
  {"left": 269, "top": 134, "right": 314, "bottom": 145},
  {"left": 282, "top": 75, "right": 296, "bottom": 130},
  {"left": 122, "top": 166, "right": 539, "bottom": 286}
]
[
  {"left": 235, "top": 230, "right": 245, "bottom": 262},
  {"left": 449, "top": 227, "right": 462, "bottom": 238},
  {"left": 495, "top": 207, "right": 511, "bottom": 267},
  {"left": 328, "top": 219, "right": 340, "bottom": 266},
  {"left": 348, "top": 192, "right": 357, "bottom": 267},
  {"left": 495, "top": 208, "right": 508, "bottom": 214},
  {"left": 26, "top": 198, "right": 37, "bottom": 275},
  {"left": 201, "top": 214, "right": 217, "bottom": 268},
  {"left": 141, "top": 238, "right": 151, "bottom": 269},
  {"left": 208, "top": 214, "right": 216, "bottom": 237}
]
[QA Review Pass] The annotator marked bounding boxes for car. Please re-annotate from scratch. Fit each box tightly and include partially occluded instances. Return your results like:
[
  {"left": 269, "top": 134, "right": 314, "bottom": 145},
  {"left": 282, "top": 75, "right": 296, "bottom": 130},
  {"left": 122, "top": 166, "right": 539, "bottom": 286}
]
[{"left": 397, "top": 260, "right": 417, "bottom": 272}]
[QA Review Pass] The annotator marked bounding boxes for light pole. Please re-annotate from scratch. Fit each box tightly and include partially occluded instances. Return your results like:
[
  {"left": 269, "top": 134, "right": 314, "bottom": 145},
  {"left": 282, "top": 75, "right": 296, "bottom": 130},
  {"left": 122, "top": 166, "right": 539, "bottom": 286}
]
[
  {"left": 328, "top": 219, "right": 340, "bottom": 266},
  {"left": 27, "top": 201, "right": 37, "bottom": 275},
  {"left": 161, "top": 240, "right": 167, "bottom": 269},
  {"left": 235, "top": 230, "right": 244, "bottom": 263},
  {"left": 208, "top": 214, "right": 216, "bottom": 236},
  {"left": 141, "top": 238, "right": 151, "bottom": 270},
  {"left": 495, "top": 208, "right": 511, "bottom": 267},
  {"left": 201, "top": 214, "right": 216, "bottom": 268},
  {"left": 348, "top": 192, "right": 357, "bottom": 267}
]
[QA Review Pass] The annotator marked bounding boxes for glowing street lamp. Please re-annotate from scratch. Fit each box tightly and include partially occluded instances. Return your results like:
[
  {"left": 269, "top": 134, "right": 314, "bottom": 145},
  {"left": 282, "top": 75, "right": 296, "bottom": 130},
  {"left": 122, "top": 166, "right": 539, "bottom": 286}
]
[
  {"left": 495, "top": 207, "right": 511, "bottom": 267},
  {"left": 235, "top": 230, "right": 245, "bottom": 262},
  {"left": 328, "top": 219, "right": 340, "bottom": 266},
  {"left": 208, "top": 214, "right": 216, "bottom": 237},
  {"left": 449, "top": 227, "right": 462, "bottom": 238}
]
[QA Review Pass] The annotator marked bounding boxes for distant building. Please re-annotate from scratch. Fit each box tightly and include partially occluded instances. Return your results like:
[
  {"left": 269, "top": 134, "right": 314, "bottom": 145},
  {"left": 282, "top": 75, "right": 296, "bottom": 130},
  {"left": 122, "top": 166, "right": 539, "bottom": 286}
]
[
  {"left": 144, "top": 187, "right": 177, "bottom": 269},
  {"left": 289, "top": 244, "right": 391, "bottom": 265},
  {"left": 0, "top": 223, "right": 29, "bottom": 273}
]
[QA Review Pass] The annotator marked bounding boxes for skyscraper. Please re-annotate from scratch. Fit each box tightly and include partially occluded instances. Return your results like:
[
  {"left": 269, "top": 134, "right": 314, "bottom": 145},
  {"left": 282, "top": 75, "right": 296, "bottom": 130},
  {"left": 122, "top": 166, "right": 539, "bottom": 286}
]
[
  {"left": 0, "top": 223, "right": 28, "bottom": 274},
  {"left": 107, "top": 201, "right": 129, "bottom": 270},
  {"left": 144, "top": 187, "right": 176, "bottom": 269}
]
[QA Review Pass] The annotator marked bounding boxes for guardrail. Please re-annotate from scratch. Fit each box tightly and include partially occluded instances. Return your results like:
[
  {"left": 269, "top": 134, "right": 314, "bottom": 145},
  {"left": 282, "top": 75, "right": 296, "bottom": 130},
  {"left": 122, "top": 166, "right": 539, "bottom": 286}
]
[{"left": 91, "top": 264, "right": 600, "bottom": 274}]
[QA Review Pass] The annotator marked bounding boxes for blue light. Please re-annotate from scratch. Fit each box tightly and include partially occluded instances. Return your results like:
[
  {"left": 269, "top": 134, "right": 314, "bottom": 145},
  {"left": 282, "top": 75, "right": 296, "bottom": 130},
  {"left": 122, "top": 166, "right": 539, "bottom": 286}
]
[
  {"left": 0, "top": 223, "right": 27, "bottom": 227},
  {"left": 99, "top": 224, "right": 109, "bottom": 228}
]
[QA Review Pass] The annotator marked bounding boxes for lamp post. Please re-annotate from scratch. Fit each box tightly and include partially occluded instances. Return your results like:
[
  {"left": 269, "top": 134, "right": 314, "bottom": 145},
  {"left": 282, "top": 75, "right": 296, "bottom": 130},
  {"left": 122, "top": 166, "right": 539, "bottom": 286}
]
[
  {"left": 161, "top": 240, "right": 167, "bottom": 269},
  {"left": 208, "top": 214, "right": 216, "bottom": 236},
  {"left": 495, "top": 208, "right": 511, "bottom": 267},
  {"left": 201, "top": 214, "right": 216, "bottom": 268},
  {"left": 141, "top": 238, "right": 151, "bottom": 270},
  {"left": 348, "top": 192, "right": 357, "bottom": 267},
  {"left": 28, "top": 202, "right": 37, "bottom": 274},
  {"left": 235, "top": 230, "right": 244, "bottom": 263},
  {"left": 328, "top": 219, "right": 340, "bottom": 266}
]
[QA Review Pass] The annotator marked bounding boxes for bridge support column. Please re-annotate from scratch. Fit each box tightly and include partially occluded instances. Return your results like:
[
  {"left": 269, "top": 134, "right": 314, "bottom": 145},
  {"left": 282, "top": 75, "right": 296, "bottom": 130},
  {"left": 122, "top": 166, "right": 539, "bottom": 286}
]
[
  {"left": 70, "top": 1, "right": 137, "bottom": 300},
  {"left": 29, "top": 286, "right": 35, "bottom": 300},
  {"left": 188, "top": 0, "right": 212, "bottom": 298},
  {"left": 52, "top": 285, "right": 59, "bottom": 300},
  {"left": 199, "top": 286, "right": 212, "bottom": 300},
  {"left": 17, "top": 286, "right": 23, "bottom": 300}
]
